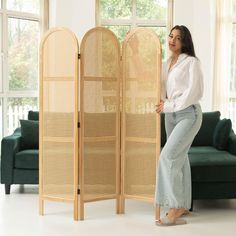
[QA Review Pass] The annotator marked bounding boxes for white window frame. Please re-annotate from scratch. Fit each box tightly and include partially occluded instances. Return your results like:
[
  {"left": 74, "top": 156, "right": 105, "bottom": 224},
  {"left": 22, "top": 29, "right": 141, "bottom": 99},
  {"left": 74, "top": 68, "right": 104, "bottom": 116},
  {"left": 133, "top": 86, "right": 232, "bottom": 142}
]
[{"left": 0, "top": 0, "right": 49, "bottom": 139}]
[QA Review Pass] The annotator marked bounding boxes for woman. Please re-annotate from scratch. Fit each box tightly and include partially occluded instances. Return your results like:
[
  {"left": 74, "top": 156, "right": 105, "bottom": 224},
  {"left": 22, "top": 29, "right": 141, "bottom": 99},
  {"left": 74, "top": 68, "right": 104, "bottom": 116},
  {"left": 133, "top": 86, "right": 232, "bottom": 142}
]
[{"left": 155, "top": 25, "right": 203, "bottom": 226}]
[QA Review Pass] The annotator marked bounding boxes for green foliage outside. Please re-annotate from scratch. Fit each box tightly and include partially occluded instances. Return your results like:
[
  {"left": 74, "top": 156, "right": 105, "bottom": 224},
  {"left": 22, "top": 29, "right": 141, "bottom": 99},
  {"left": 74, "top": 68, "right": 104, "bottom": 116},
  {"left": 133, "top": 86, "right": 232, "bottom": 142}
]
[
  {"left": 8, "top": 18, "right": 39, "bottom": 92},
  {"left": 100, "top": 0, "right": 167, "bottom": 20},
  {"left": 5, "top": 1, "right": 40, "bottom": 107},
  {"left": 7, "top": 97, "right": 37, "bottom": 107},
  {"left": 100, "top": 0, "right": 132, "bottom": 19},
  {"left": 7, "top": 0, "right": 39, "bottom": 14},
  {"left": 136, "top": 0, "right": 167, "bottom": 21},
  {"left": 100, "top": 0, "right": 168, "bottom": 59}
]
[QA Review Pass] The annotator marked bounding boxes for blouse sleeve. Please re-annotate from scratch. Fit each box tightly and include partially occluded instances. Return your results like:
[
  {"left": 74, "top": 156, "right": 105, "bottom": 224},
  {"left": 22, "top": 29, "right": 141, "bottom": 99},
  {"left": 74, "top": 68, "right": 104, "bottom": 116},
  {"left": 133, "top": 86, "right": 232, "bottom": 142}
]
[{"left": 163, "top": 58, "right": 204, "bottom": 112}]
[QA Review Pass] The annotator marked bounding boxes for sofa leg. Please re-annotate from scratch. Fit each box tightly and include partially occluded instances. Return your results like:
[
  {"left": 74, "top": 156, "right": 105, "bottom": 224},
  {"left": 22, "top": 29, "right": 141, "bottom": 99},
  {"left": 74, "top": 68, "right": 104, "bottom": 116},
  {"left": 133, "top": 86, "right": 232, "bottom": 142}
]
[
  {"left": 5, "top": 184, "right": 11, "bottom": 194},
  {"left": 189, "top": 199, "right": 193, "bottom": 212}
]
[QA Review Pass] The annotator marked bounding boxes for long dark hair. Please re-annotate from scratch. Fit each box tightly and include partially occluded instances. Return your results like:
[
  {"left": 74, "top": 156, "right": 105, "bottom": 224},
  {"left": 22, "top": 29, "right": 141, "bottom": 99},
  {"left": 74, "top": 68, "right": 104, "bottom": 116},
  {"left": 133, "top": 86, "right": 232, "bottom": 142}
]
[{"left": 170, "top": 25, "right": 196, "bottom": 57}]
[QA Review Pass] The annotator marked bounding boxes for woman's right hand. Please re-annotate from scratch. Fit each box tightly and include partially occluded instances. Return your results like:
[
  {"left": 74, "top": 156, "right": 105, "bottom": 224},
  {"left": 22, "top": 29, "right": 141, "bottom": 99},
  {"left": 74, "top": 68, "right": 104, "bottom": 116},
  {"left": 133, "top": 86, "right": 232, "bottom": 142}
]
[{"left": 155, "top": 100, "right": 164, "bottom": 113}]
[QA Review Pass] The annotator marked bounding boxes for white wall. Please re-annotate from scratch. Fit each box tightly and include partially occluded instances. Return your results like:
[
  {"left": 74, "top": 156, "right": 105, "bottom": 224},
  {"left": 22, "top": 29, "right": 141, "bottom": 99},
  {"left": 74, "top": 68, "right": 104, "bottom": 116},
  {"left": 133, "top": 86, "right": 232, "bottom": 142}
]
[
  {"left": 49, "top": 0, "right": 95, "bottom": 40},
  {"left": 49, "top": 0, "right": 215, "bottom": 111}
]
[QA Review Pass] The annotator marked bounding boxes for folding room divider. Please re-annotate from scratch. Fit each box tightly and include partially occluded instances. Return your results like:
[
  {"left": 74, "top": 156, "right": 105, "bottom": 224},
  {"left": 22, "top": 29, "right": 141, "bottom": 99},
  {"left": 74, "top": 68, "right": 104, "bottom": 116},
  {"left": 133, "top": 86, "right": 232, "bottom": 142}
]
[{"left": 39, "top": 27, "right": 161, "bottom": 221}]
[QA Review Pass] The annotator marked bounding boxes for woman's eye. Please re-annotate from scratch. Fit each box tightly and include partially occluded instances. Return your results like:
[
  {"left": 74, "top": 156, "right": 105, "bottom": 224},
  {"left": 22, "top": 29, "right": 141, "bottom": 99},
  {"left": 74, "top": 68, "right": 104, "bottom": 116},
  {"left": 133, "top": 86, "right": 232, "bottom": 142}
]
[{"left": 169, "top": 35, "right": 173, "bottom": 38}]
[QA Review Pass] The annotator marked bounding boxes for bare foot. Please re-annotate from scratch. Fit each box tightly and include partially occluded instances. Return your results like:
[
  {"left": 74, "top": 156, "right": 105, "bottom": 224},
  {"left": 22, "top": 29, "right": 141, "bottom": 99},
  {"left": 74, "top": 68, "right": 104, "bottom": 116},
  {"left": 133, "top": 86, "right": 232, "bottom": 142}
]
[{"left": 167, "top": 208, "right": 187, "bottom": 219}]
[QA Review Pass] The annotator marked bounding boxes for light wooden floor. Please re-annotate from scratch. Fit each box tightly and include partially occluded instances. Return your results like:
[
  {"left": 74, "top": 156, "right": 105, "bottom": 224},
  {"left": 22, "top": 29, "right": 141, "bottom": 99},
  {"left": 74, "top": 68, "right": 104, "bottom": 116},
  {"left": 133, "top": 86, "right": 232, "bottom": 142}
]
[{"left": 0, "top": 185, "right": 236, "bottom": 236}]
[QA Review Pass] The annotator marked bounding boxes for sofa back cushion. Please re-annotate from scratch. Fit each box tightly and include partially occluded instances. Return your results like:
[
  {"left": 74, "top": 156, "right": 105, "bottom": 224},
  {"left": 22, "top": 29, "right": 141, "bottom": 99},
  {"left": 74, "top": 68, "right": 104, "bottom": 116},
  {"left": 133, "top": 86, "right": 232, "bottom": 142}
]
[
  {"left": 161, "top": 111, "right": 221, "bottom": 147},
  {"left": 20, "top": 119, "right": 39, "bottom": 150},
  {"left": 192, "top": 111, "right": 221, "bottom": 146},
  {"left": 213, "top": 118, "right": 232, "bottom": 150},
  {"left": 28, "top": 111, "right": 39, "bottom": 121}
]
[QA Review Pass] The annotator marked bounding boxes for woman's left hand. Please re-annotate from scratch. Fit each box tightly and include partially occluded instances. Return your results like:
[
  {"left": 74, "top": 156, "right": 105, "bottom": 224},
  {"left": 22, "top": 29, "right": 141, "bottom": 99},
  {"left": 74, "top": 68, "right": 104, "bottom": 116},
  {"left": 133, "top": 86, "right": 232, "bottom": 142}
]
[{"left": 155, "top": 100, "right": 164, "bottom": 113}]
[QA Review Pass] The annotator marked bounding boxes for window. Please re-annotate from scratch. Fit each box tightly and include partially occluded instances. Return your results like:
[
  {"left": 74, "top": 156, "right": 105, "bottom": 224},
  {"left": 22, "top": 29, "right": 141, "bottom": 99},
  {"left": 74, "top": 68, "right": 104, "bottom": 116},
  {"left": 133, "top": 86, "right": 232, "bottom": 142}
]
[
  {"left": 0, "top": 0, "right": 48, "bottom": 142},
  {"left": 230, "top": 0, "right": 236, "bottom": 130},
  {"left": 97, "top": 0, "right": 173, "bottom": 60},
  {"left": 97, "top": 0, "right": 172, "bottom": 114}
]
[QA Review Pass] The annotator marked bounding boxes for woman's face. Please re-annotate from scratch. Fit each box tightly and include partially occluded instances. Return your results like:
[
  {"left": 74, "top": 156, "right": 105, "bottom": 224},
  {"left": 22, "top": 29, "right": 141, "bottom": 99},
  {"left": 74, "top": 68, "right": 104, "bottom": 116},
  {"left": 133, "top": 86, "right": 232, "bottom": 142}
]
[{"left": 168, "top": 29, "right": 182, "bottom": 54}]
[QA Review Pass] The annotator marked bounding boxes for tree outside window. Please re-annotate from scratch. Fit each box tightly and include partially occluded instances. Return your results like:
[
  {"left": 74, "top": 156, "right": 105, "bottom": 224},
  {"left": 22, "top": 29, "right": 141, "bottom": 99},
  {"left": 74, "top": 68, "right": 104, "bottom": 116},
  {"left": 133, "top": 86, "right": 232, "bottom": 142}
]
[{"left": 98, "top": 0, "right": 171, "bottom": 60}]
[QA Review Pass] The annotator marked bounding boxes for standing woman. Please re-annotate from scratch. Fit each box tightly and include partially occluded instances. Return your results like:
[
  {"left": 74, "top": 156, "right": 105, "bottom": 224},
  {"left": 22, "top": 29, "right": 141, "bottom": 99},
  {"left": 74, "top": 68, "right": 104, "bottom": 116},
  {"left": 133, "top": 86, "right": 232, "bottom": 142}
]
[{"left": 155, "top": 25, "right": 204, "bottom": 226}]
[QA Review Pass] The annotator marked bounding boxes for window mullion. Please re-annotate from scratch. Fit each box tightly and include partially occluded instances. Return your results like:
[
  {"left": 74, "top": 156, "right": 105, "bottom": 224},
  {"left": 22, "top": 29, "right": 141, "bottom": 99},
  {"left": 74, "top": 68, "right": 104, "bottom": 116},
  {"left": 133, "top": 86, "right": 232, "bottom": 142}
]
[
  {"left": 131, "top": 0, "right": 137, "bottom": 29},
  {"left": 6, "top": 11, "right": 39, "bottom": 21},
  {"left": 2, "top": 0, "right": 6, "bottom": 9},
  {"left": 101, "top": 19, "right": 133, "bottom": 25},
  {"left": 167, "top": 0, "right": 173, "bottom": 32}
]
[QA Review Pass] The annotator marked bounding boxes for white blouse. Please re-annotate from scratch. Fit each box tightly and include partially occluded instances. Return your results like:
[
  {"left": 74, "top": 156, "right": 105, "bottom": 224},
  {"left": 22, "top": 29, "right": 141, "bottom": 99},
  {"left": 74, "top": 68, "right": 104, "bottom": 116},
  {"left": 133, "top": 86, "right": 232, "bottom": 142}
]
[{"left": 161, "top": 53, "right": 204, "bottom": 113}]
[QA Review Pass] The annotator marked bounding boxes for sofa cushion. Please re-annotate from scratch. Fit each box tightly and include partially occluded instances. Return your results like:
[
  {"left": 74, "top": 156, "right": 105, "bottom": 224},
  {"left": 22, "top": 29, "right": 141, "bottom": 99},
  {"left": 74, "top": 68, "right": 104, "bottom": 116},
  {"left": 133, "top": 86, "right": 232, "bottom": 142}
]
[
  {"left": 20, "top": 119, "right": 39, "bottom": 150},
  {"left": 213, "top": 119, "right": 232, "bottom": 150},
  {"left": 189, "top": 146, "right": 236, "bottom": 182},
  {"left": 15, "top": 150, "right": 39, "bottom": 169},
  {"left": 28, "top": 111, "right": 39, "bottom": 121},
  {"left": 192, "top": 111, "right": 220, "bottom": 146}
]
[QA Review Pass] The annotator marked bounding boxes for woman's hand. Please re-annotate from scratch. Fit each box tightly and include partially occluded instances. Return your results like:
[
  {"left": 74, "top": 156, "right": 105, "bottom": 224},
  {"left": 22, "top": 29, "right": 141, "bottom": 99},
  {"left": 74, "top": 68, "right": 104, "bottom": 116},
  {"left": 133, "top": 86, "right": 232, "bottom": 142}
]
[{"left": 155, "top": 100, "right": 164, "bottom": 113}]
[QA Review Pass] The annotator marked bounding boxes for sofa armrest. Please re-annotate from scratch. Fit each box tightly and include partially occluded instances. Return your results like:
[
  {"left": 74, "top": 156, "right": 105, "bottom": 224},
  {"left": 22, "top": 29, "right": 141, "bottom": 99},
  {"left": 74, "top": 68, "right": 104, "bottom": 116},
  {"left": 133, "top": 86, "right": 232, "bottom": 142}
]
[
  {"left": 227, "top": 131, "right": 236, "bottom": 156},
  {"left": 1, "top": 132, "right": 21, "bottom": 184}
]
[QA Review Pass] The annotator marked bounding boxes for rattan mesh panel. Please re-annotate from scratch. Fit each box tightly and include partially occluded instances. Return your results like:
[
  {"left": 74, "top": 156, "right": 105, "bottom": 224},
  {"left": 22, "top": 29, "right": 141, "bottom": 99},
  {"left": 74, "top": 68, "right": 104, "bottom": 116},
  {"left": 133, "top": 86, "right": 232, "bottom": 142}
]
[
  {"left": 122, "top": 29, "right": 161, "bottom": 199},
  {"left": 81, "top": 28, "right": 120, "bottom": 201},
  {"left": 41, "top": 29, "right": 78, "bottom": 200},
  {"left": 84, "top": 141, "right": 116, "bottom": 199},
  {"left": 42, "top": 141, "right": 74, "bottom": 197},
  {"left": 125, "top": 142, "right": 156, "bottom": 197},
  {"left": 43, "top": 31, "right": 75, "bottom": 77}
]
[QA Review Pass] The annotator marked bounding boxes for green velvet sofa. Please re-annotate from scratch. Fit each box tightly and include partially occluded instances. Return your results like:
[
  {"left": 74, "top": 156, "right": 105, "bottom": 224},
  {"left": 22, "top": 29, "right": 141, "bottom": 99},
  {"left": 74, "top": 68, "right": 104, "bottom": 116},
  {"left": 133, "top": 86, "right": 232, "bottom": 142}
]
[
  {"left": 160, "top": 111, "right": 236, "bottom": 209},
  {"left": 1, "top": 111, "right": 39, "bottom": 194}
]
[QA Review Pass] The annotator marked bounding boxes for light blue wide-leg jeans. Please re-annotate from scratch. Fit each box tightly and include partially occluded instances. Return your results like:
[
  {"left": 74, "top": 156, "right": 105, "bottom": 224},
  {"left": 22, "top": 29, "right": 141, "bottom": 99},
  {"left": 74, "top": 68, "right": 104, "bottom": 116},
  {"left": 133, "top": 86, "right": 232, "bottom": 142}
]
[{"left": 155, "top": 104, "right": 202, "bottom": 209}]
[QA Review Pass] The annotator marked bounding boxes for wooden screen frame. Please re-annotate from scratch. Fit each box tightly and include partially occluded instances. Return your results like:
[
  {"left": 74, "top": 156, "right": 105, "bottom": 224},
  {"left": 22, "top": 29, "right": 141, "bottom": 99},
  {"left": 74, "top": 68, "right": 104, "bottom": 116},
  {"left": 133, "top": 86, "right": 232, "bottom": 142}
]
[
  {"left": 120, "top": 28, "right": 161, "bottom": 215},
  {"left": 39, "top": 27, "right": 79, "bottom": 220},
  {"left": 79, "top": 27, "right": 121, "bottom": 220}
]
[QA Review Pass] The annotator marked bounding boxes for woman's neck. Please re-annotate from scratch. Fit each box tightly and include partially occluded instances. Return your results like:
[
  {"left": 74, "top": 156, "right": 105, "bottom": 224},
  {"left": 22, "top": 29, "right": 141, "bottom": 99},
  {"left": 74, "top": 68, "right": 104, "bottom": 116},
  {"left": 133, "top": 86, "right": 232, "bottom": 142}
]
[
  {"left": 171, "top": 52, "right": 181, "bottom": 61},
  {"left": 168, "top": 52, "right": 181, "bottom": 71}
]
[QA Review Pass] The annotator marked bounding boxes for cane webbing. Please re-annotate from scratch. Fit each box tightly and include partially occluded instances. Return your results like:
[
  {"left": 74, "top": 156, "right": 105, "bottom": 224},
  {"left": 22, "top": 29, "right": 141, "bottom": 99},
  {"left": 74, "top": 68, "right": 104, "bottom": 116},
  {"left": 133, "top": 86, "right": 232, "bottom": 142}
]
[
  {"left": 122, "top": 28, "right": 161, "bottom": 199},
  {"left": 80, "top": 27, "right": 120, "bottom": 201},
  {"left": 40, "top": 28, "right": 78, "bottom": 200}
]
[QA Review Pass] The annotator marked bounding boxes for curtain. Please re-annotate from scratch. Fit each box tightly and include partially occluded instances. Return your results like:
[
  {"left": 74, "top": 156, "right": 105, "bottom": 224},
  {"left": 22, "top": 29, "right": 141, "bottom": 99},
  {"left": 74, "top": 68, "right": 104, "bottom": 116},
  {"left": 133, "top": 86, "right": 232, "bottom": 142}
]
[{"left": 213, "top": 0, "right": 232, "bottom": 118}]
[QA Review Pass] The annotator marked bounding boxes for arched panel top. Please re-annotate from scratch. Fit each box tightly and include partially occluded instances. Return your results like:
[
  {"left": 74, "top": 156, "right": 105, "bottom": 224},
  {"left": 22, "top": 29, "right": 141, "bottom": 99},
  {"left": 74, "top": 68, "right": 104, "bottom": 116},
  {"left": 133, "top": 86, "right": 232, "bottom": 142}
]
[
  {"left": 122, "top": 28, "right": 161, "bottom": 55},
  {"left": 122, "top": 28, "right": 161, "bottom": 84},
  {"left": 40, "top": 27, "right": 79, "bottom": 78},
  {"left": 80, "top": 27, "right": 121, "bottom": 79}
]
